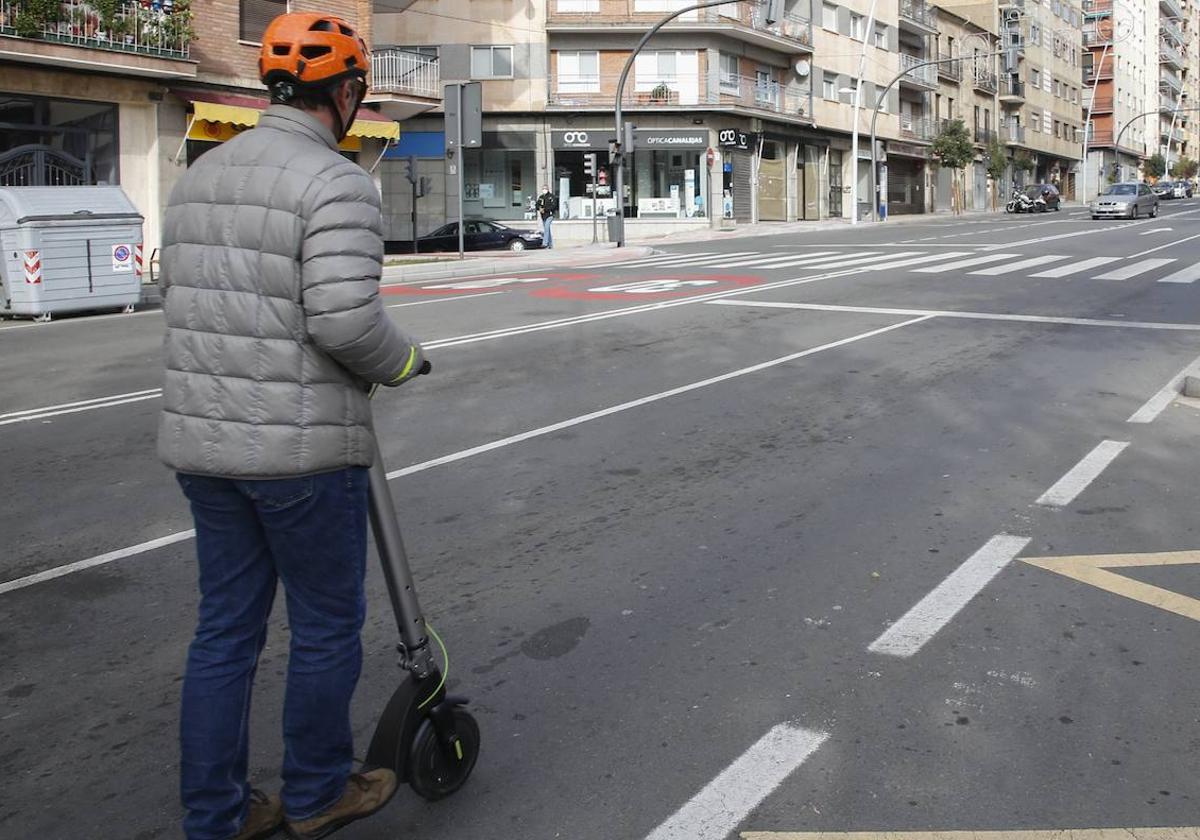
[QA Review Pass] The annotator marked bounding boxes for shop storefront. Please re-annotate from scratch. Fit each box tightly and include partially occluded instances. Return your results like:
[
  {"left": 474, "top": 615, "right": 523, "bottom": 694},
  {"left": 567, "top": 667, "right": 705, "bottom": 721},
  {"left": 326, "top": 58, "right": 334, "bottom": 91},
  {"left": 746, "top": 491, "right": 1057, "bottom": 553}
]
[
  {"left": 719, "top": 128, "right": 755, "bottom": 222},
  {"left": 463, "top": 132, "right": 538, "bottom": 222},
  {"left": 552, "top": 129, "right": 615, "bottom": 220},
  {"left": 0, "top": 92, "right": 119, "bottom": 186},
  {"left": 885, "top": 142, "right": 929, "bottom": 215},
  {"left": 630, "top": 128, "right": 708, "bottom": 220}
]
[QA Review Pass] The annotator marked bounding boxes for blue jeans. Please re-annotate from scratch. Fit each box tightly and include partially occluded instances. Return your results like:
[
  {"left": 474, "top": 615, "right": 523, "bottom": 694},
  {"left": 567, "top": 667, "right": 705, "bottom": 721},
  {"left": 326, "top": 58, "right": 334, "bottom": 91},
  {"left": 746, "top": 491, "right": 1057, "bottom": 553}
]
[
  {"left": 177, "top": 468, "right": 369, "bottom": 840},
  {"left": 542, "top": 215, "right": 553, "bottom": 248}
]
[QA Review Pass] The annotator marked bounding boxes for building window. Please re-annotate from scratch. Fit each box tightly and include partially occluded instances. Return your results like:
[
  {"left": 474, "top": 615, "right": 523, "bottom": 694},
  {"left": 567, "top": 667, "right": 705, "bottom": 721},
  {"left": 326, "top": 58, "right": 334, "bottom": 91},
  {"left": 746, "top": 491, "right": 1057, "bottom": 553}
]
[
  {"left": 240, "top": 0, "right": 285, "bottom": 43},
  {"left": 720, "top": 53, "right": 741, "bottom": 93},
  {"left": 840, "top": 78, "right": 857, "bottom": 105},
  {"left": 822, "top": 1, "right": 837, "bottom": 30},
  {"left": 755, "top": 68, "right": 778, "bottom": 106},
  {"left": 636, "top": 50, "right": 678, "bottom": 88},
  {"left": 557, "top": 0, "right": 600, "bottom": 10},
  {"left": 556, "top": 51, "right": 600, "bottom": 92},
  {"left": 822, "top": 72, "right": 837, "bottom": 100},
  {"left": 874, "top": 22, "right": 887, "bottom": 48},
  {"left": 1031, "top": 111, "right": 1040, "bottom": 133},
  {"left": 0, "top": 93, "right": 119, "bottom": 185},
  {"left": 471, "top": 45, "right": 514, "bottom": 79},
  {"left": 850, "top": 12, "right": 865, "bottom": 40},
  {"left": 1030, "top": 67, "right": 1040, "bottom": 88}
]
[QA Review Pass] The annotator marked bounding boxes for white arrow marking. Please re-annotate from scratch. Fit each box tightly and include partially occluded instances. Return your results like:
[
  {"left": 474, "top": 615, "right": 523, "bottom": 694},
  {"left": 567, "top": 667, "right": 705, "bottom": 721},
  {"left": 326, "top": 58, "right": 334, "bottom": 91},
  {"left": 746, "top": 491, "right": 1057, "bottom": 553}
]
[{"left": 1139, "top": 227, "right": 1173, "bottom": 235}]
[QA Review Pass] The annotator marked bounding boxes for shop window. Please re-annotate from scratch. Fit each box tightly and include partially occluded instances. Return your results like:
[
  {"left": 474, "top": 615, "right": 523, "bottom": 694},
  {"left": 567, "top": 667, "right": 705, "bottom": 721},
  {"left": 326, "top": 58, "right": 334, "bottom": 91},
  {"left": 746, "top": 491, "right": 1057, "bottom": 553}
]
[
  {"left": 471, "top": 46, "right": 514, "bottom": 79},
  {"left": 720, "top": 53, "right": 741, "bottom": 93},
  {"left": 557, "top": 51, "right": 600, "bottom": 92},
  {"left": 240, "top": 0, "right": 285, "bottom": 43},
  {"left": 822, "top": 1, "right": 837, "bottom": 31},
  {"left": 0, "top": 94, "right": 118, "bottom": 186}
]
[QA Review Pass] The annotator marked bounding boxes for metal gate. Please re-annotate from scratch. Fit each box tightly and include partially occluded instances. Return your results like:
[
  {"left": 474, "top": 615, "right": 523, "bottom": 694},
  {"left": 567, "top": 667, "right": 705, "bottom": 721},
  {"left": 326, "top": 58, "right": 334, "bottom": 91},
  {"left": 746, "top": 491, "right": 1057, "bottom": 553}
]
[
  {"left": 828, "top": 150, "right": 843, "bottom": 218},
  {"left": 758, "top": 142, "right": 787, "bottom": 221},
  {"left": 733, "top": 151, "right": 753, "bottom": 222},
  {"left": 887, "top": 158, "right": 925, "bottom": 215},
  {"left": 0, "top": 145, "right": 92, "bottom": 187}
]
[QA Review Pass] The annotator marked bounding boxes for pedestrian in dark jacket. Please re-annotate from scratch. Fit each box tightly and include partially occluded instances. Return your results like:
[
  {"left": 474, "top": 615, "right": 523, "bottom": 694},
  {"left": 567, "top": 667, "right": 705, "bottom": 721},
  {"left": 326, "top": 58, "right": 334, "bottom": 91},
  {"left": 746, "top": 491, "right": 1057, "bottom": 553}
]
[
  {"left": 159, "top": 12, "right": 422, "bottom": 840},
  {"left": 536, "top": 185, "right": 557, "bottom": 248}
]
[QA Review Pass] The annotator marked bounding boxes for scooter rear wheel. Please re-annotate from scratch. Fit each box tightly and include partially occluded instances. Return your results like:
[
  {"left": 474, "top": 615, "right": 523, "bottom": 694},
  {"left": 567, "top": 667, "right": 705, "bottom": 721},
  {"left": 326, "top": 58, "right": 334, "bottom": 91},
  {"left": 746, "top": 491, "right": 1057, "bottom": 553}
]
[{"left": 408, "top": 708, "right": 481, "bottom": 801}]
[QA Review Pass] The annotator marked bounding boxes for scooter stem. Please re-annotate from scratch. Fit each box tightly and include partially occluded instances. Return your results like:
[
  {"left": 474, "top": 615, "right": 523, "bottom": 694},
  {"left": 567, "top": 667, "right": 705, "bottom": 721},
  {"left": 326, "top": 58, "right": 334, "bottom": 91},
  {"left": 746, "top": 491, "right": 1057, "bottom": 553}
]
[{"left": 367, "top": 442, "right": 436, "bottom": 679}]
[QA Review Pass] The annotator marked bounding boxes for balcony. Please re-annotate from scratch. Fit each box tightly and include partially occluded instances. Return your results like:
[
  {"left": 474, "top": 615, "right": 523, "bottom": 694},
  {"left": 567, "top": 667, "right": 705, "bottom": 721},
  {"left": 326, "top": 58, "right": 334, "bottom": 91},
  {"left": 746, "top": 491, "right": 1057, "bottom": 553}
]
[
  {"left": 937, "top": 52, "right": 962, "bottom": 81},
  {"left": 546, "top": 1, "right": 812, "bottom": 54},
  {"left": 0, "top": 0, "right": 195, "bottom": 78},
  {"left": 1160, "top": 41, "right": 1185, "bottom": 69},
  {"left": 899, "top": 115, "right": 935, "bottom": 141},
  {"left": 973, "top": 68, "right": 998, "bottom": 94},
  {"left": 898, "top": 0, "right": 937, "bottom": 34},
  {"left": 1160, "top": 0, "right": 1183, "bottom": 19},
  {"left": 547, "top": 72, "right": 814, "bottom": 123},
  {"left": 899, "top": 53, "right": 937, "bottom": 89},
  {"left": 1000, "top": 77, "right": 1025, "bottom": 103},
  {"left": 1085, "top": 62, "right": 1114, "bottom": 83},
  {"left": 1086, "top": 94, "right": 1113, "bottom": 113},
  {"left": 1162, "top": 93, "right": 1184, "bottom": 113},
  {"left": 999, "top": 0, "right": 1025, "bottom": 8},
  {"left": 366, "top": 48, "right": 441, "bottom": 121},
  {"left": 1002, "top": 123, "right": 1027, "bottom": 145},
  {"left": 1160, "top": 70, "right": 1183, "bottom": 94},
  {"left": 1162, "top": 124, "right": 1185, "bottom": 144},
  {"left": 1088, "top": 127, "right": 1114, "bottom": 145},
  {"left": 1083, "top": 0, "right": 1112, "bottom": 14},
  {"left": 1161, "top": 16, "right": 1185, "bottom": 45},
  {"left": 975, "top": 126, "right": 997, "bottom": 145},
  {"left": 1083, "top": 27, "right": 1112, "bottom": 47}
]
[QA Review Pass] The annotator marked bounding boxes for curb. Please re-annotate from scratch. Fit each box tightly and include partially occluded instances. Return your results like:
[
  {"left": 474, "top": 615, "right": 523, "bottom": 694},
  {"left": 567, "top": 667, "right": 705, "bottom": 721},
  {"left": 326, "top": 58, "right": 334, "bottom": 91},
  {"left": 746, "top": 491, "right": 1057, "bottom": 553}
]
[{"left": 382, "top": 245, "right": 656, "bottom": 283}]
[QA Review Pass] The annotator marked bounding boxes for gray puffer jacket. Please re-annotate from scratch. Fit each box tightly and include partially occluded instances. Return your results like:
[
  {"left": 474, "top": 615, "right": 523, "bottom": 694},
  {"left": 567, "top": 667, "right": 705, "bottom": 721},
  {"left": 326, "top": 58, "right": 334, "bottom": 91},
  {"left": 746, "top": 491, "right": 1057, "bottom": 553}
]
[{"left": 158, "top": 105, "right": 421, "bottom": 479}]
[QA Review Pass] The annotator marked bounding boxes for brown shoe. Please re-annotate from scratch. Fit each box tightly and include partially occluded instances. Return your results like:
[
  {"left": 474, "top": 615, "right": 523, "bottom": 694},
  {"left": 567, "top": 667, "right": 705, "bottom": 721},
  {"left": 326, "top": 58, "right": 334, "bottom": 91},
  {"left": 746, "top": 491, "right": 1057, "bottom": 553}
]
[
  {"left": 285, "top": 769, "right": 398, "bottom": 839},
  {"left": 231, "top": 789, "right": 283, "bottom": 840}
]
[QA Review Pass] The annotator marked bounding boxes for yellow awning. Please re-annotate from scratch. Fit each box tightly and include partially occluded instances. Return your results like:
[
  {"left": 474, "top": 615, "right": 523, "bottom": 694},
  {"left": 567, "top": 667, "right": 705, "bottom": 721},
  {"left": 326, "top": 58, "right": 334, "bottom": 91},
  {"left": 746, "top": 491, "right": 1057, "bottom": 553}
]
[
  {"left": 192, "top": 100, "right": 262, "bottom": 128},
  {"left": 346, "top": 120, "right": 400, "bottom": 141},
  {"left": 190, "top": 99, "right": 398, "bottom": 141}
]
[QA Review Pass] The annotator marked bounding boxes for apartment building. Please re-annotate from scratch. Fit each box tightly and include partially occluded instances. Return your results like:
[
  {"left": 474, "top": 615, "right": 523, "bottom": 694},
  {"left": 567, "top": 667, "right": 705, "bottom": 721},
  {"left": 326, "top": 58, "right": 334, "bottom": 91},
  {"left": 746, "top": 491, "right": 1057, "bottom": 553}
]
[
  {"left": 1080, "top": 0, "right": 1155, "bottom": 196},
  {"left": 0, "top": 0, "right": 424, "bottom": 252},
  {"left": 1157, "top": 0, "right": 1193, "bottom": 172},
  {"left": 929, "top": 4, "right": 1000, "bottom": 210},
  {"left": 1180, "top": 0, "right": 1200, "bottom": 166}
]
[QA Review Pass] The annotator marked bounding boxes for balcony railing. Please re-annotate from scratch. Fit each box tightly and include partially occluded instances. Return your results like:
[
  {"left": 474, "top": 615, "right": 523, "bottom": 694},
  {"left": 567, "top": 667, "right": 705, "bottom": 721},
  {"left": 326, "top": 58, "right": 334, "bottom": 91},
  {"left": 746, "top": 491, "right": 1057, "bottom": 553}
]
[
  {"left": 0, "top": 0, "right": 191, "bottom": 59},
  {"left": 1160, "top": 70, "right": 1183, "bottom": 93},
  {"left": 1002, "top": 123, "right": 1027, "bottom": 144},
  {"left": 1087, "top": 94, "right": 1113, "bottom": 112},
  {"left": 999, "top": 0, "right": 1025, "bottom": 8},
  {"left": 548, "top": 1, "right": 812, "bottom": 49},
  {"left": 1162, "top": 94, "right": 1184, "bottom": 112},
  {"left": 974, "top": 68, "right": 998, "bottom": 93},
  {"left": 937, "top": 52, "right": 962, "bottom": 81},
  {"left": 1160, "top": 0, "right": 1183, "bottom": 20},
  {"left": 1162, "top": 125, "right": 1185, "bottom": 143},
  {"left": 899, "top": 0, "right": 937, "bottom": 30},
  {"left": 1161, "top": 16, "right": 1185, "bottom": 45},
  {"left": 548, "top": 73, "right": 813, "bottom": 120},
  {"left": 900, "top": 115, "right": 935, "bottom": 141},
  {"left": 1160, "top": 41, "right": 1185, "bottom": 68},
  {"left": 1088, "top": 127, "right": 1115, "bottom": 145},
  {"left": 975, "top": 126, "right": 997, "bottom": 145},
  {"left": 1085, "top": 62, "right": 1114, "bottom": 82},
  {"left": 1083, "top": 27, "right": 1112, "bottom": 47},
  {"left": 371, "top": 48, "right": 440, "bottom": 99},
  {"left": 1000, "top": 78, "right": 1025, "bottom": 99},
  {"left": 1083, "top": 0, "right": 1112, "bottom": 14},
  {"left": 899, "top": 53, "right": 936, "bottom": 87}
]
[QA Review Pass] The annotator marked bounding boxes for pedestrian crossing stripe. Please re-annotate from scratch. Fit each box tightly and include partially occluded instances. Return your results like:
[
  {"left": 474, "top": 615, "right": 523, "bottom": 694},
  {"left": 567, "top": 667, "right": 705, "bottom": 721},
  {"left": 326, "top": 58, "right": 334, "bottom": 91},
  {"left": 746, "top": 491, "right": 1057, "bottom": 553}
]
[
  {"left": 1158, "top": 262, "right": 1200, "bottom": 284},
  {"left": 1030, "top": 256, "right": 1121, "bottom": 278},
  {"left": 970, "top": 255, "right": 1069, "bottom": 276},
  {"left": 914, "top": 253, "right": 1021, "bottom": 273},
  {"left": 1094, "top": 258, "right": 1176, "bottom": 280}
]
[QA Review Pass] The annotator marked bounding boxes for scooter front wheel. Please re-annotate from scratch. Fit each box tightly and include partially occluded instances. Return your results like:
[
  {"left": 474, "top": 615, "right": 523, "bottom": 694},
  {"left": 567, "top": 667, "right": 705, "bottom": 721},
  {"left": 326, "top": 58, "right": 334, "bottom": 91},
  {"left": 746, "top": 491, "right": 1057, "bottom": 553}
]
[{"left": 408, "top": 708, "right": 481, "bottom": 801}]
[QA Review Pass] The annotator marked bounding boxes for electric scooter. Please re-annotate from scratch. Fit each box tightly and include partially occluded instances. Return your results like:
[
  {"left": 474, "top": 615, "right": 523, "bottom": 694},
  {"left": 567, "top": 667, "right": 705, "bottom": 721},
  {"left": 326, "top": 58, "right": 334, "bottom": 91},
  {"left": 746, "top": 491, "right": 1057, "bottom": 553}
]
[{"left": 363, "top": 377, "right": 481, "bottom": 800}]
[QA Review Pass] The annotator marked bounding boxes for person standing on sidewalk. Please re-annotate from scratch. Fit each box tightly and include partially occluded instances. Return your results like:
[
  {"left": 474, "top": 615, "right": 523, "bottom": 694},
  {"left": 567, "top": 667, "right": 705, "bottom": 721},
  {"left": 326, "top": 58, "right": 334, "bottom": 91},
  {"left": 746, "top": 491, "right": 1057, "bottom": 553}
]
[
  {"left": 536, "top": 185, "right": 558, "bottom": 248},
  {"left": 158, "top": 13, "right": 426, "bottom": 840}
]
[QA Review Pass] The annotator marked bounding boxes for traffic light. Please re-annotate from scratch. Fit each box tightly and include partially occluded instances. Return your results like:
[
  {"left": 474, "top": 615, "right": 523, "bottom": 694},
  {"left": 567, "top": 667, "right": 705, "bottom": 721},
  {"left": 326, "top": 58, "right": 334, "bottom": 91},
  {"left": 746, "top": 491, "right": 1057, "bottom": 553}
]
[
  {"left": 404, "top": 155, "right": 417, "bottom": 185},
  {"left": 764, "top": 0, "right": 784, "bottom": 25},
  {"left": 584, "top": 153, "right": 597, "bottom": 179}
]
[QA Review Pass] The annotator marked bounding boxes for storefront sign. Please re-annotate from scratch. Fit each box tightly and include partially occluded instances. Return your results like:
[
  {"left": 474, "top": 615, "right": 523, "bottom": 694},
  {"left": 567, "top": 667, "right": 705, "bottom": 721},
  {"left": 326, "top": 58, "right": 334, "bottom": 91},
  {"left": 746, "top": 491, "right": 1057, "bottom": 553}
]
[
  {"left": 638, "top": 196, "right": 681, "bottom": 216},
  {"left": 886, "top": 141, "right": 930, "bottom": 159},
  {"left": 552, "top": 130, "right": 608, "bottom": 150},
  {"left": 634, "top": 129, "right": 707, "bottom": 149},
  {"left": 717, "top": 129, "right": 754, "bottom": 151}
]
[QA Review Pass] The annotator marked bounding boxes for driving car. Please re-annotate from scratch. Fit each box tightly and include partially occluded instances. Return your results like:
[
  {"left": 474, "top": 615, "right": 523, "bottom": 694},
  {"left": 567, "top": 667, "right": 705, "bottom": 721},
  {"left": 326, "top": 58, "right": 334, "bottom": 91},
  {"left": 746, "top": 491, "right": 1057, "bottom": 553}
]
[
  {"left": 419, "top": 220, "right": 544, "bottom": 252},
  {"left": 1172, "top": 181, "right": 1190, "bottom": 199},
  {"left": 1151, "top": 181, "right": 1172, "bottom": 198},
  {"left": 1023, "top": 183, "right": 1062, "bottom": 211},
  {"left": 1091, "top": 182, "right": 1159, "bottom": 219}
]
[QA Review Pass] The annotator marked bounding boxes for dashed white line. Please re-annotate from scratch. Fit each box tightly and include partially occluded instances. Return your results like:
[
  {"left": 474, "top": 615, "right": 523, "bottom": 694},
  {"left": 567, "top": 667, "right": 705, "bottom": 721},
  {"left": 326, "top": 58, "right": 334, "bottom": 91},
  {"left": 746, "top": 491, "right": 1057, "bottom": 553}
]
[
  {"left": 1128, "top": 351, "right": 1200, "bottom": 423},
  {"left": 0, "top": 390, "right": 163, "bottom": 426},
  {"left": 0, "top": 531, "right": 196, "bottom": 596},
  {"left": 867, "top": 535, "right": 1032, "bottom": 658},
  {"left": 643, "top": 723, "right": 828, "bottom": 840},
  {"left": 1035, "top": 440, "right": 1129, "bottom": 507},
  {"left": 387, "top": 290, "right": 507, "bottom": 308}
]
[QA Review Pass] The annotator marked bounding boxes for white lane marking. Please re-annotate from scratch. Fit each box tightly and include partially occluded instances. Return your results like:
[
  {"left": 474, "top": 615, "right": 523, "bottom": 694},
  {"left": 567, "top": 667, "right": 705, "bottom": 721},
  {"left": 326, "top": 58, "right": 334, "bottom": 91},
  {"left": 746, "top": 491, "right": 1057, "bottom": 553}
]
[
  {"left": 386, "top": 291, "right": 507, "bottom": 308},
  {"left": 390, "top": 316, "right": 932, "bottom": 480},
  {"left": 605, "top": 252, "right": 716, "bottom": 267},
  {"left": 0, "top": 530, "right": 196, "bottom": 596},
  {"left": 913, "top": 253, "right": 1021, "bottom": 273},
  {"left": 423, "top": 277, "right": 550, "bottom": 290},
  {"left": 1157, "top": 262, "right": 1200, "bottom": 284},
  {"left": 1035, "top": 440, "right": 1129, "bottom": 507},
  {"left": 1029, "top": 256, "right": 1121, "bottom": 278},
  {"left": 980, "top": 221, "right": 1142, "bottom": 250},
  {"left": 787, "top": 251, "right": 923, "bottom": 271},
  {"left": 0, "top": 388, "right": 161, "bottom": 421},
  {"left": 846, "top": 252, "right": 974, "bottom": 272},
  {"left": 1139, "top": 227, "right": 1173, "bottom": 235},
  {"left": 1129, "top": 231, "right": 1200, "bottom": 258},
  {"left": 0, "top": 317, "right": 932, "bottom": 595},
  {"left": 969, "top": 255, "right": 1069, "bottom": 276},
  {"left": 867, "top": 535, "right": 1031, "bottom": 658},
  {"left": 719, "top": 251, "right": 841, "bottom": 268},
  {"left": 643, "top": 723, "right": 828, "bottom": 840},
  {"left": 1093, "top": 258, "right": 1177, "bottom": 280},
  {"left": 704, "top": 299, "right": 1200, "bottom": 332},
  {"left": 621, "top": 251, "right": 762, "bottom": 268},
  {"left": 0, "top": 392, "right": 163, "bottom": 426},
  {"left": 1128, "top": 351, "right": 1200, "bottom": 423}
]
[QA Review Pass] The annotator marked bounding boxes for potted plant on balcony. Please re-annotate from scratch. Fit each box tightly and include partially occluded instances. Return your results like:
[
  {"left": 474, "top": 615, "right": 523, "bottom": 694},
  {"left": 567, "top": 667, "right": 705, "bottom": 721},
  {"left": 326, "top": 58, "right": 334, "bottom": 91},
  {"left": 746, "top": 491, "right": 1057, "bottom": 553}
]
[
  {"left": 650, "top": 82, "right": 672, "bottom": 104},
  {"left": 13, "top": 0, "right": 62, "bottom": 38}
]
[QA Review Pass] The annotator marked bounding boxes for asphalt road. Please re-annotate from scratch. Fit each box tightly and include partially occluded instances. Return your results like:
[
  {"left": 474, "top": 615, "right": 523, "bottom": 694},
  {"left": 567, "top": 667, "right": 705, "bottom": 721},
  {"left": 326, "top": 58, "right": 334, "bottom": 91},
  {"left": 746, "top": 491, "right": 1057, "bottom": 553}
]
[{"left": 4, "top": 203, "right": 1200, "bottom": 840}]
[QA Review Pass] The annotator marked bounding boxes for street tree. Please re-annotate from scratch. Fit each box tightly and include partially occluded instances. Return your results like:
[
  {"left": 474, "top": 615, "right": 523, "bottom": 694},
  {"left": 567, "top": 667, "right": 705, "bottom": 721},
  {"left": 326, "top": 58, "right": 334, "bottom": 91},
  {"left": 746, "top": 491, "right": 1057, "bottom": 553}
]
[
  {"left": 1145, "top": 153, "right": 1166, "bottom": 180},
  {"left": 985, "top": 136, "right": 1008, "bottom": 210},
  {"left": 932, "top": 119, "right": 974, "bottom": 214},
  {"left": 1170, "top": 157, "right": 1198, "bottom": 180}
]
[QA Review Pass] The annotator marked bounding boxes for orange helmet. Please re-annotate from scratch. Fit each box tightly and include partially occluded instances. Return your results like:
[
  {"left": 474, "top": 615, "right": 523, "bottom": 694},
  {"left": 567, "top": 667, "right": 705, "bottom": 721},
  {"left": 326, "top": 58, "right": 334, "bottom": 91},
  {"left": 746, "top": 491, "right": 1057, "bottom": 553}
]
[{"left": 258, "top": 12, "right": 369, "bottom": 88}]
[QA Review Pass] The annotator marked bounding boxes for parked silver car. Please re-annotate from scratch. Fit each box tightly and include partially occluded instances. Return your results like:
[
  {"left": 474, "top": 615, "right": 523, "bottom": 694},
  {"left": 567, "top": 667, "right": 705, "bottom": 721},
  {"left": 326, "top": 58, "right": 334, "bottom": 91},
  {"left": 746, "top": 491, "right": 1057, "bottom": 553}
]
[{"left": 1091, "top": 183, "right": 1159, "bottom": 219}]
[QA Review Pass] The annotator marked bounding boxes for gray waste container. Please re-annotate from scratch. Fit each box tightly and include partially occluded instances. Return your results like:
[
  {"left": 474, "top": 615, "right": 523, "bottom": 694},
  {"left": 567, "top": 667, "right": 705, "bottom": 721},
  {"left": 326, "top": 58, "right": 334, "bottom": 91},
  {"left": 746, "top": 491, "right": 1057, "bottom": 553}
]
[
  {"left": 606, "top": 211, "right": 623, "bottom": 245},
  {"left": 0, "top": 186, "right": 144, "bottom": 319}
]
